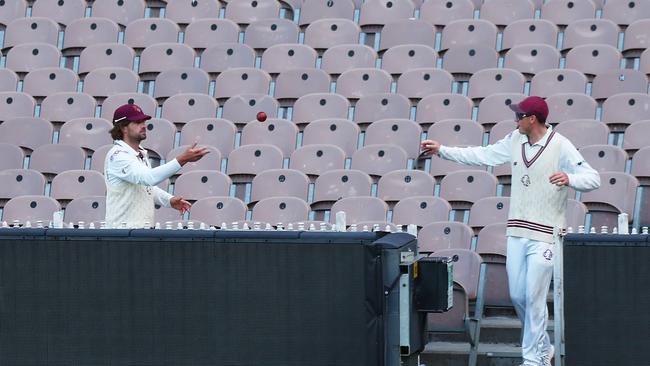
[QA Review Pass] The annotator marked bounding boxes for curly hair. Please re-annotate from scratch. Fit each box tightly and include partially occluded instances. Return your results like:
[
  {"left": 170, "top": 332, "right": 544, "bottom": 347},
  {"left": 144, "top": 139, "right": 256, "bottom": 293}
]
[{"left": 109, "top": 121, "right": 129, "bottom": 140}]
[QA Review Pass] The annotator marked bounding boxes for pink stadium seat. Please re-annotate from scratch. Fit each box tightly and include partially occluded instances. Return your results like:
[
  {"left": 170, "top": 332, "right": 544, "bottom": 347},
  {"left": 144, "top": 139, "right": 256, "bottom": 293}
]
[
  {"left": 503, "top": 44, "right": 561, "bottom": 76},
  {"left": 601, "top": 92, "right": 650, "bottom": 132},
  {"left": 40, "top": 92, "right": 96, "bottom": 124},
  {"left": 189, "top": 196, "right": 247, "bottom": 226},
  {"left": 184, "top": 19, "right": 240, "bottom": 50},
  {"left": 0, "top": 69, "right": 18, "bottom": 92},
  {"left": 541, "top": 0, "right": 597, "bottom": 26},
  {"left": 591, "top": 70, "right": 648, "bottom": 100},
  {"left": 2, "top": 195, "right": 61, "bottom": 224},
  {"left": 274, "top": 68, "right": 331, "bottom": 103},
  {"left": 180, "top": 118, "right": 237, "bottom": 157},
  {"left": 240, "top": 118, "right": 298, "bottom": 158},
  {"left": 565, "top": 44, "right": 622, "bottom": 77},
  {"left": 23, "top": 67, "right": 78, "bottom": 99},
  {"left": 303, "top": 19, "right": 360, "bottom": 51},
  {"left": 420, "top": 0, "right": 475, "bottom": 27},
  {"left": 0, "top": 92, "right": 35, "bottom": 122},
  {"left": 5, "top": 43, "right": 61, "bottom": 74},
  {"left": 468, "top": 68, "right": 526, "bottom": 100},
  {"left": 62, "top": 17, "right": 120, "bottom": 56},
  {"left": 4, "top": 17, "right": 59, "bottom": 49},
  {"left": 225, "top": 0, "right": 281, "bottom": 26},
  {"left": 251, "top": 196, "right": 310, "bottom": 224},
  {"left": 302, "top": 118, "right": 359, "bottom": 157},
  {"left": 59, "top": 117, "right": 113, "bottom": 152},
  {"left": 250, "top": 168, "right": 309, "bottom": 203},
  {"left": 221, "top": 94, "right": 279, "bottom": 126},
  {"left": 164, "top": 0, "right": 221, "bottom": 25},
  {"left": 602, "top": 0, "right": 650, "bottom": 26},
  {"left": 0, "top": 169, "right": 46, "bottom": 203},
  {"left": 554, "top": 119, "right": 609, "bottom": 149},
  {"left": 546, "top": 93, "right": 597, "bottom": 124},
  {"left": 214, "top": 67, "right": 271, "bottom": 100},
  {"left": 329, "top": 196, "right": 388, "bottom": 224},
  {"left": 31, "top": 0, "right": 86, "bottom": 27},
  {"left": 91, "top": 0, "right": 146, "bottom": 27},
  {"left": 381, "top": 44, "right": 438, "bottom": 76},
  {"left": 292, "top": 93, "right": 350, "bottom": 127},
  {"left": 160, "top": 93, "right": 218, "bottom": 125},
  {"left": 376, "top": 169, "right": 435, "bottom": 205},
  {"left": 468, "top": 196, "right": 510, "bottom": 232},
  {"left": 167, "top": 145, "right": 222, "bottom": 175},
  {"left": 479, "top": 0, "right": 535, "bottom": 27},
  {"left": 351, "top": 144, "right": 408, "bottom": 179},
  {"left": 173, "top": 170, "right": 232, "bottom": 201},
  {"left": 0, "top": 143, "right": 25, "bottom": 171},
  {"left": 321, "top": 44, "right": 377, "bottom": 76},
  {"left": 299, "top": 0, "right": 355, "bottom": 26},
  {"left": 82, "top": 67, "right": 139, "bottom": 98},
  {"left": 442, "top": 45, "right": 499, "bottom": 76},
  {"left": 289, "top": 144, "right": 346, "bottom": 178},
  {"left": 378, "top": 19, "right": 436, "bottom": 51},
  {"left": 415, "top": 93, "right": 473, "bottom": 126},
  {"left": 141, "top": 118, "right": 177, "bottom": 159},
  {"left": 579, "top": 144, "right": 628, "bottom": 172},
  {"left": 418, "top": 221, "right": 474, "bottom": 253},
  {"left": 311, "top": 169, "right": 372, "bottom": 213},
  {"left": 124, "top": 18, "right": 180, "bottom": 49},
  {"left": 353, "top": 93, "right": 411, "bottom": 127},
  {"left": 441, "top": 19, "right": 498, "bottom": 51},
  {"left": 529, "top": 69, "right": 587, "bottom": 97},
  {"left": 477, "top": 93, "right": 526, "bottom": 127},
  {"left": 100, "top": 93, "right": 157, "bottom": 121},
  {"left": 243, "top": 18, "right": 299, "bottom": 50},
  {"left": 0, "top": 117, "right": 53, "bottom": 152},
  {"left": 440, "top": 170, "right": 498, "bottom": 211},
  {"left": 365, "top": 119, "right": 422, "bottom": 158},
  {"left": 580, "top": 172, "right": 639, "bottom": 228},
  {"left": 501, "top": 19, "right": 558, "bottom": 52},
  {"left": 139, "top": 43, "right": 196, "bottom": 79},
  {"left": 78, "top": 43, "right": 135, "bottom": 75},
  {"left": 562, "top": 19, "right": 619, "bottom": 51},
  {"left": 260, "top": 44, "right": 317, "bottom": 74},
  {"left": 396, "top": 68, "right": 454, "bottom": 100},
  {"left": 28, "top": 144, "right": 86, "bottom": 177},
  {"left": 200, "top": 44, "right": 257, "bottom": 76},
  {"left": 0, "top": 0, "right": 27, "bottom": 28},
  {"left": 392, "top": 196, "right": 451, "bottom": 227},
  {"left": 63, "top": 196, "right": 106, "bottom": 226},
  {"left": 50, "top": 170, "right": 107, "bottom": 202}
]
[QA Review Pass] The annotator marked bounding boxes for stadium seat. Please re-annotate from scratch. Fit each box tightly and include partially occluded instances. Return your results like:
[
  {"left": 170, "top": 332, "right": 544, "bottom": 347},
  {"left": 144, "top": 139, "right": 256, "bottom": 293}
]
[
  {"left": 468, "top": 196, "right": 510, "bottom": 232},
  {"left": 63, "top": 196, "right": 106, "bottom": 226},
  {"left": 251, "top": 196, "right": 310, "bottom": 224},
  {"left": 214, "top": 67, "right": 271, "bottom": 100},
  {"left": 100, "top": 93, "right": 157, "bottom": 121},
  {"left": 91, "top": 0, "right": 146, "bottom": 27},
  {"left": 160, "top": 93, "right": 218, "bottom": 125},
  {"left": 2, "top": 195, "right": 61, "bottom": 224},
  {"left": 439, "top": 170, "right": 498, "bottom": 211},
  {"left": 418, "top": 221, "right": 473, "bottom": 253},
  {"left": 622, "top": 19, "right": 650, "bottom": 57},
  {"left": 311, "top": 169, "right": 373, "bottom": 213},
  {"left": 139, "top": 43, "right": 196, "bottom": 79},
  {"left": 353, "top": 93, "right": 411, "bottom": 127},
  {"left": 292, "top": 93, "right": 350, "bottom": 127},
  {"left": 565, "top": 44, "right": 622, "bottom": 77},
  {"left": 392, "top": 196, "right": 451, "bottom": 227},
  {"left": 173, "top": 170, "right": 232, "bottom": 201},
  {"left": 89, "top": 144, "right": 113, "bottom": 173},
  {"left": 289, "top": 144, "right": 346, "bottom": 178},
  {"left": 442, "top": 45, "right": 499, "bottom": 77},
  {"left": 441, "top": 19, "right": 498, "bottom": 51},
  {"left": 225, "top": 0, "right": 281, "bottom": 26},
  {"left": 240, "top": 118, "right": 298, "bottom": 158},
  {"left": 83, "top": 67, "right": 139, "bottom": 98},
  {"left": 467, "top": 68, "right": 526, "bottom": 100},
  {"left": 78, "top": 43, "right": 135, "bottom": 75},
  {"left": 184, "top": 19, "right": 240, "bottom": 50},
  {"left": 415, "top": 93, "right": 473, "bottom": 126},
  {"left": 0, "top": 69, "right": 18, "bottom": 92},
  {"left": 299, "top": 0, "right": 355, "bottom": 26},
  {"left": 50, "top": 170, "right": 107, "bottom": 202},
  {"left": 40, "top": 92, "right": 96, "bottom": 124},
  {"left": 200, "top": 44, "right": 257, "bottom": 76},
  {"left": 351, "top": 144, "right": 408, "bottom": 179},
  {"left": 562, "top": 19, "right": 619, "bottom": 51},
  {"left": 243, "top": 19, "right": 299, "bottom": 50},
  {"left": 358, "top": 0, "right": 415, "bottom": 30},
  {"left": 396, "top": 68, "right": 454, "bottom": 100},
  {"left": 0, "top": 117, "right": 53, "bottom": 152},
  {"left": 226, "top": 144, "right": 284, "bottom": 180},
  {"left": 329, "top": 196, "right": 388, "bottom": 224},
  {"left": 22, "top": 67, "right": 78, "bottom": 99},
  {"left": 250, "top": 168, "right": 309, "bottom": 203},
  {"left": 221, "top": 94, "right": 279, "bottom": 126},
  {"left": 541, "top": 0, "right": 597, "bottom": 26},
  {"left": 601, "top": 92, "right": 650, "bottom": 132},
  {"left": 167, "top": 145, "right": 222, "bottom": 175},
  {"left": 302, "top": 118, "right": 359, "bottom": 157},
  {"left": 189, "top": 196, "right": 248, "bottom": 226},
  {"left": 591, "top": 70, "right": 648, "bottom": 100},
  {"left": 62, "top": 17, "right": 120, "bottom": 56},
  {"left": 303, "top": 18, "right": 360, "bottom": 51},
  {"left": 622, "top": 120, "right": 650, "bottom": 155},
  {"left": 474, "top": 222, "right": 511, "bottom": 308},
  {"left": 0, "top": 92, "right": 35, "bottom": 122},
  {"left": 580, "top": 144, "right": 628, "bottom": 173},
  {"left": 419, "top": 0, "right": 475, "bottom": 27},
  {"left": 0, "top": 143, "right": 25, "bottom": 171},
  {"left": 28, "top": 144, "right": 86, "bottom": 177},
  {"left": 274, "top": 68, "right": 331, "bottom": 103},
  {"left": 378, "top": 19, "right": 436, "bottom": 51},
  {"left": 529, "top": 68, "right": 587, "bottom": 97},
  {"left": 180, "top": 118, "right": 237, "bottom": 157},
  {"left": 0, "top": 169, "right": 46, "bottom": 204},
  {"left": 580, "top": 172, "right": 639, "bottom": 228},
  {"left": 477, "top": 93, "right": 526, "bottom": 127},
  {"left": 501, "top": 19, "right": 558, "bottom": 52},
  {"left": 260, "top": 44, "right": 317, "bottom": 74},
  {"left": 4, "top": 17, "right": 59, "bottom": 49},
  {"left": 320, "top": 44, "right": 377, "bottom": 76},
  {"left": 503, "top": 44, "right": 561, "bottom": 76},
  {"left": 0, "top": 0, "right": 27, "bottom": 28},
  {"left": 554, "top": 119, "right": 609, "bottom": 149},
  {"left": 164, "top": 0, "right": 221, "bottom": 26},
  {"left": 365, "top": 119, "right": 422, "bottom": 158},
  {"left": 5, "top": 43, "right": 61, "bottom": 74},
  {"left": 153, "top": 68, "right": 210, "bottom": 99},
  {"left": 546, "top": 93, "right": 597, "bottom": 124},
  {"left": 124, "top": 18, "right": 180, "bottom": 49},
  {"left": 31, "top": 0, "right": 86, "bottom": 26},
  {"left": 641, "top": 48, "right": 650, "bottom": 76},
  {"left": 336, "top": 68, "right": 392, "bottom": 99},
  {"left": 59, "top": 117, "right": 113, "bottom": 152},
  {"left": 376, "top": 169, "right": 435, "bottom": 205},
  {"left": 381, "top": 44, "right": 438, "bottom": 76},
  {"left": 566, "top": 198, "right": 588, "bottom": 229},
  {"left": 602, "top": 0, "right": 650, "bottom": 26},
  {"left": 141, "top": 118, "right": 177, "bottom": 159},
  {"left": 480, "top": 0, "right": 535, "bottom": 27}
]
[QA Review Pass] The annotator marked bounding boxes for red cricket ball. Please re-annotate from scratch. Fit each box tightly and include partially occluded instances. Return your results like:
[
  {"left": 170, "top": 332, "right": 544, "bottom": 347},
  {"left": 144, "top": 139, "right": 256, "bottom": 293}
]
[{"left": 256, "top": 111, "right": 267, "bottom": 122}]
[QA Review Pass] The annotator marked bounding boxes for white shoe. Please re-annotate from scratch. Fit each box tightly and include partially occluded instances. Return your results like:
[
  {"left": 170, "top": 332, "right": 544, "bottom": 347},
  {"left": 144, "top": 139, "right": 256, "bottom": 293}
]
[{"left": 540, "top": 344, "right": 555, "bottom": 366}]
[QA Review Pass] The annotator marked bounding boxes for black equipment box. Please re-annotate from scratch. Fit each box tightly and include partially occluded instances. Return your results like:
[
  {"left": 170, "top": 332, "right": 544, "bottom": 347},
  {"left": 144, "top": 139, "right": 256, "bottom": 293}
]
[{"left": 414, "top": 256, "right": 453, "bottom": 312}]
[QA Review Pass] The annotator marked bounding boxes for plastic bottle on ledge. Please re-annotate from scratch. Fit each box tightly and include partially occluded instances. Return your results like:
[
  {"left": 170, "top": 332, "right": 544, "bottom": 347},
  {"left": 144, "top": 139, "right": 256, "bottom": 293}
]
[
  {"left": 589, "top": 227, "right": 596, "bottom": 234},
  {"left": 187, "top": 221, "right": 194, "bottom": 230},
  {"left": 335, "top": 211, "right": 346, "bottom": 232},
  {"left": 309, "top": 223, "right": 316, "bottom": 231},
  {"left": 165, "top": 221, "right": 173, "bottom": 230},
  {"left": 642, "top": 227, "right": 649, "bottom": 235},
  {"left": 89, "top": 222, "right": 95, "bottom": 229},
  {"left": 350, "top": 223, "right": 357, "bottom": 232},
  {"left": 242, "top": 222, "right": 250, "bottom": 230},
  {"left": 617, "top": 213, "right": 629, "bottom": 234},
  {"left": 600, "top": 226, "right": 608, "bottom": 234},
  {"left": 36, "top": 220, "right": 43, "bottom": 228},
  {"left": 631, "top": 227, "right": 638, "bottom": 234},
  {"left": 177, "top": 222, "right": 183, "bottom": 230},
  {"left": 25, "top": 221, "right": 31, "bottom": 228}
]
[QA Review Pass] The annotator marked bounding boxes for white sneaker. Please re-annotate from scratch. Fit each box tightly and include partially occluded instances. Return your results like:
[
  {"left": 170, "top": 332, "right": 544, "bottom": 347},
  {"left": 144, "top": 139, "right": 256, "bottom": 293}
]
[{"left": 540, "top": 344, "right": 555, "bottom": 366}]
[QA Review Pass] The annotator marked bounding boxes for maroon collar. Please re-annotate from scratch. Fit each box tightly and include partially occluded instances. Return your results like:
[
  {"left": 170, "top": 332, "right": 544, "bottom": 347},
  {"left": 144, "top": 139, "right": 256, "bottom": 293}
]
[{"left": 521, "top": 130, "right": 556, "bottom": 168}]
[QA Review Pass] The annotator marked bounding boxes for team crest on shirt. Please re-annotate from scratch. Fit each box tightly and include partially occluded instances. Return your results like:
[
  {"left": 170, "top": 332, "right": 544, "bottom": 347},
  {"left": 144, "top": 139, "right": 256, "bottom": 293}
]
[
  {"left": 520, "top": 174, "right": 531, "bottom": 187},
  {"left": 543, "top": 249, "right": 553, "bottom": 260}
]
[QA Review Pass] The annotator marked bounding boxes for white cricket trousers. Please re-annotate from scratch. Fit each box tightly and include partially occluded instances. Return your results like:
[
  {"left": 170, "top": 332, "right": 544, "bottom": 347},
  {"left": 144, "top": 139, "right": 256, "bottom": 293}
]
[{"left": 506, "top": 236, "right": 554, "bottom": 366}]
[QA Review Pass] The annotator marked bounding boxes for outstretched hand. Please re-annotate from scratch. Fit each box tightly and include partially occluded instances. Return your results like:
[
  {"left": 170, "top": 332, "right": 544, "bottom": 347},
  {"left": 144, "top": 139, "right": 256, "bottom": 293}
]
[
  {"left": 170, "top": 196, "right": 191, "bottom": 216},
  {"left": 420, "top": 139, "right": 442, "bottom": 156},
  {"left": 176, "top": 142, "right": 210, "bottom": 166}
]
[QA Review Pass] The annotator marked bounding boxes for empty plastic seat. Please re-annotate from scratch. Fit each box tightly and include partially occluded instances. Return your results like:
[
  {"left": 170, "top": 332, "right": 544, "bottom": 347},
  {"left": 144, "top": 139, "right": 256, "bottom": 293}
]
[
  {"left": 139, "top": 43, "right": 196, "bottom": 77},
  {"left": 78, "top": 43, "right": 135, "bottom": 75},
  {"left": 420, "top": 0, "right": 475, "bottom": 27},
  {"left": 136, "top": 118, "right": 176, "bottom": 159},
  {"left": 61, "top": 17, "right": 120, "bottom": 55},
  {"left": 358, "top": 0, "right": 415, "bottom": 29},
  {"left": 240, "top": 119, "right": 298, "bottom": 157},
  {"left": 243, "top": 19, "right": 299, "bottom": 50},
  {"left": 89, "top": 144, "right": 113, "bottom": 173},
  {"left": 214, "top": 67, "right": 271, "bottom": 100},
  {"left": 442, "top": 45, "right": 499, "bottom": 76},
  {"left": 489, "top": 120, "right": 517, "bottom": 144},
  {"left": 364, "top": 119, "right": 422, "bottom": 158},
  {"left": 0, "top": 0, "right": 27, "bottom": 28},
  {"left": 167, "top": 145, "right": 222, "bottom": 174},
  {"left": 274, "top": 68, "right": 330, "bottom": 102},
  {"left": 602, "top": 0, "right": 650, "bottom": 26},
  {"left": 480, "top": 0, "right": 535, "bottom": 27},
  {"left": 4, "top": 17, "right": 59, "bottom": 49},
  {"left": 468, "top": 196, "right": 510, "bottom": 231},
  {"left": 562, "top": 19, "right": 619, "bottom": 51},
  {"left": 541, "top": 0, "right": 597, "bottom": 26},
  {"left": 302, "top": 118, "right": 360, "bottom": 157},
  {"left": 379, "top": 19, "right": 436, "bottom": 52},
  {"left": 312, "top": 169, "right": 373, "bottom": 208},
  {"left": 546, "top": 93, "right": 597, "bottom": 124},
  {"left": 353, "top": 93, "right": 411, "bottom": 126},
  {"left": 473, "top": 222, "right": 510, "bottom": 307},
  {"left": 50, "top": 170, "right": 106, "bottom": 201},
  {"left": 124, "top": 18, "right": 180, "bottom": 48},
  {"left": 376, "top": 169, "right": 435, "bottom": 204},
  {"left": 200, "top": 43, "right": 256, "bottom": 75},
  {"left": 260, "top": 44, "right": 317, "bottom": 74},
  {"left": 252, "top": 196, "right": 310, "bottom": 224},
  {"left": 441, "top": 20, "right": 498, "bottom": 51},
  {"left": 566, "top": 198, "right": 588, "bottom": 229},
  {"left": 0, "top": 92, "right": 35, "bottom": 121},
  {"left": 503, "top": 44, "right": 561, "bottom": 76},
  {"left": 579, "top": 144, "right": 628, "bottom": 172},
  {"left": 0, "top": 169, "right": 46, "bottom": 202},
  {"left": 641, "top": 48, "right": 650, "bottom": 76},
  {"left": 2, "top": 195, "right": 61, "bottom": 224},
  {"left": 91, "top": 0, "right": 146, "bottom": 27},
  {"left": 189, "top": 196, "right": 247, "bottom": 226},
  {"left": 418, "top": 221, "right": 474, "bottom": 253},
  {"left": 554, "top": 119, "right": 609, "bottom": 149},
  {"left": 416, "top": 93, "right": 473, "bottom": 126},
  {"left": 501, "top": 19, "right": 559, "bottom": 51},
  {"left": 299, "top": 0, "right": 355, "bottom": 26},
  {"left": 100, "top": 93, "right": 157, "bottom": 121},
  {"left": 82, "top": 67, "right": 139, "bottom": 98},
  {"left": 396, "top": 68, "right": 454, "bottom": 100},
  {"left": 173, "top": 170, "right": 231, "bottom": 201},
  {"left": 623, "top": 19, "right": 650, "bottom": 56},
  {"left": 22, "top": 67, "right": 77, "bottom": 99},
  {"left": 580, "top": 172, "right": 638, "bottom": 228},
  {"left": 59, "top": 117, "right": 113, "bottom": 152},
  {"left": 351, "top": 144, "right": 408, "bottom": 178},
  {"left": 5, "top": 43, "right": 61, "bottom": 73},
  {"left": 0, "top": 117, "right": 52, "bottom": 152},
  {"left": 226, "top": 144, "right": 284, "bottom": 177},
  {"left": 32, "top": 0, "right": 86, "bottom": 26},
  {"left": 329, "top": 196, "right": 388, "bottom": 224},
  {"left": 0, "top": 143, "right": 25, "bottom": 171},
  {"left": 29, "top": 144, "right": 86, "bottom": 176},
  {"left": 440, "top": 170, "right": 498, "bottom": 209},
  {"left": 154, "top": 68, "right": 210, "bottom": 99},
  {"left": 39, "top": 92, "right": 97, "bottom": 123},
  {"left": 392, "top": 196, "right": 451, "bottom": 227},
  {"left": 161, "top": 93, "right": 217, "bottom": 125},
  {"left": 165, "top": 0, "right": 221, "bottom": 25},
  {"left": 529, "top": 69, "right": 587, "bottom": 97},
  {"left": 335, "top": 68, "right": 392, "bottom": 99},
  {"left": 381, "top": 44, "right": 438, "bottom": 75},
  {"left": 184, "top": 19, "right": 240, "bottom": 50},
  {"left": 622, "top": 120, "right": 650, "bottom": 155},
  {"left": 565, "top": 44, "right": 622, "bottom": 77},
  {"left": 591, "top": 70, "right": 648, "bottom": 100},
  {"left": 468, "top": 68, "right": 526, "bottom": 100},
  {"left": 601, "top": 92, "right": 650, "bottom": 132},
  {"left": 221, "top": 94, "right": 279, "bottom": 126},
  {"left": 225, "top": 0, "right": 281, "bottom": 25},
  {"left": 292, "top": 93, "right": 350, "bottom": 126},
  {"left": 289, "top": 144, "right": 346, "bottom": 177},
  {"left": 320, "top": 44, "right": 377, "bottom": 75},
  {"left": 477, "top": 93, "right": 526, "bottom": 127},
  {"left": 63, "top": 196, "right": 106, "bottom": 225},
  {"left": 303, "top": 18, "right": 360, "bottom": 50},
  {"left": 250, "top": 168, "right": 309, "bottom": 202},
  {"left": 631, "top": 146, "right": 650, "bottom": 180},
  {"left": 0, "top": 69, "right": 18, "bottom": 92},
  {"left": 427, "top": 119, "right": 484, "bottom": 147}
]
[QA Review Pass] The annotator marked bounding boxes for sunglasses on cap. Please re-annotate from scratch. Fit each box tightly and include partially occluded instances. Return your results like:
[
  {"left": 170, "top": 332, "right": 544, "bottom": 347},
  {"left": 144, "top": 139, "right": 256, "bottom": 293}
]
[{"left": 515, "top": 112, "right": 533, "bottom": 121}]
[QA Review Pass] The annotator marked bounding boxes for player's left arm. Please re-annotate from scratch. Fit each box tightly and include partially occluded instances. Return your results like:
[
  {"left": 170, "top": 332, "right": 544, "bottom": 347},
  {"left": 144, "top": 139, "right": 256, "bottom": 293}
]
[
  {"left": 553, "top": 141, "right": 601, "bottom": 192},
  {"left": 153, "top": 186, "right": 173, "bottom": 207}
]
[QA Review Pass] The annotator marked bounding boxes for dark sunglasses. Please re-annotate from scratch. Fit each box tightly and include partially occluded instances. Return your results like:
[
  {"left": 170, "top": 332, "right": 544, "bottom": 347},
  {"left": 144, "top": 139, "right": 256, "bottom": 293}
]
[{"left": 515, "top": 112, "right": 533, "bottom": 121}]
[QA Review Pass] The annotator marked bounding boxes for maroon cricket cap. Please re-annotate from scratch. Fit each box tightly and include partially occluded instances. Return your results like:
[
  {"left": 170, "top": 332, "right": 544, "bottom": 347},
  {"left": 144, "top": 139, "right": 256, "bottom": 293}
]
[
  {"left": 112, "top": 104, "right": 151, "bottom": 124},
  {"left": 508, "top": 96, "right": 549, "bottom": 121}
]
